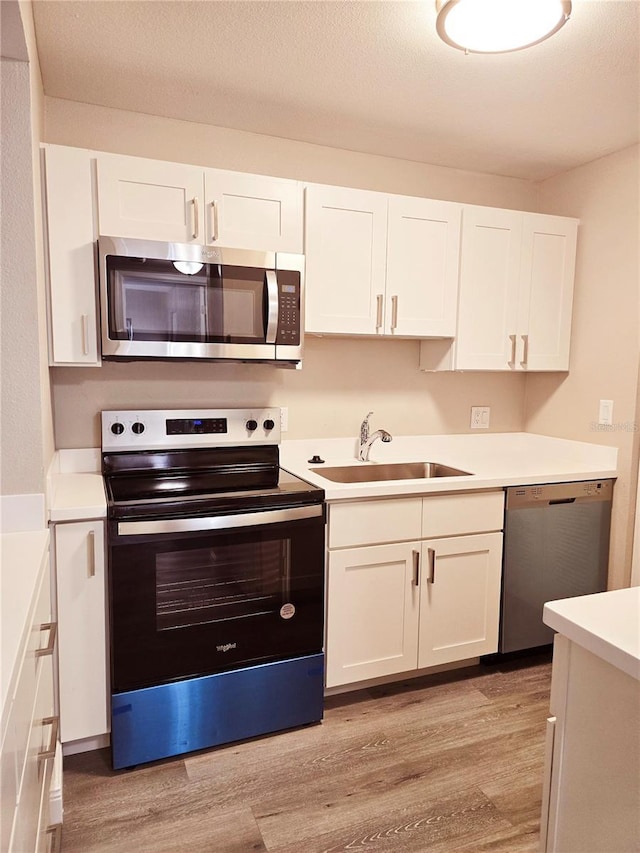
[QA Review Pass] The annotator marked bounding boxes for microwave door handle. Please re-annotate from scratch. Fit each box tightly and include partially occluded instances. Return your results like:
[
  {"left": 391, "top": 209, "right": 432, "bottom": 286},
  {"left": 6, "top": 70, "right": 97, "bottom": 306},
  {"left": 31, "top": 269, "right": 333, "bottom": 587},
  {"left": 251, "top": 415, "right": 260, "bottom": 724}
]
[{"left": 265, "top": 270, "right": 278, "bottom": 344}]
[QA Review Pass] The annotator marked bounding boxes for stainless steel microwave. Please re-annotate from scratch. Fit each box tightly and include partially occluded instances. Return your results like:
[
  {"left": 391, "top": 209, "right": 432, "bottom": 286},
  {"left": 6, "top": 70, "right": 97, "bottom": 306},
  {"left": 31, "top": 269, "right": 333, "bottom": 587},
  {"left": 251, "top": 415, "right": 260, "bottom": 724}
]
[{"left": 98, "top": 236, "right": 304, "bottom": 365}]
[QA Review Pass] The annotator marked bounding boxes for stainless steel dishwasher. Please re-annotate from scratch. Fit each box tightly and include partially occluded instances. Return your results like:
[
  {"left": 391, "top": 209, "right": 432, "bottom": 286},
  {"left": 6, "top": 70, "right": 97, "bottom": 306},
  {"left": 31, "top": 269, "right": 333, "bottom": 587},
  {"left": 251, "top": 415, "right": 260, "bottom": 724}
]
[{"left": 500, "top": 479, "right": 614, "bottom": 653}]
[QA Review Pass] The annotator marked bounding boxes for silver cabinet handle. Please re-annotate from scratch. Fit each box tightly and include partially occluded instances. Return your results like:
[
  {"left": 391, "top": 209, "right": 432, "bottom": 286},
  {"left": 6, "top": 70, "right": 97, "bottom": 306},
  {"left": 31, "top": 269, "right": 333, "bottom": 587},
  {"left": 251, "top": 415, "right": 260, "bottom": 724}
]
[
  {"left": 38, "top": 716, "right": 59, "bottom": 764},
  {"left": 81, "top": 314, "right": 90, "bottom": 356},
  {"left": 191, "top": 197, "right": 199, "bottom": 239},
  {"left": 427, "top": 547, "right": 436, "bottom": 583},
  {"left": 35, "top": 622, "right": 57, "bottom": 658},
  {"left": 509, "top": 334, "right": 517, "bottom": 365},
  {"left": 412, "top": 550, "right": 420, "bottom": 586},
  {"left": 391, "top": 295, "right": 399, "bottom": 331},
  {"left": 87, "top": 529, "right": 96, "bottom": 577},
  {"left": 376, "top": 294, "right": 383, "bottom": 330},
  {"left": 211, "top": 200, "right": 219, "bottom": 242},
  {"left": 46, "top": 824, "right": 63, "bottom": 853},
  {"left": 521, "top": 334, "right": 529, "bottom": 366}
]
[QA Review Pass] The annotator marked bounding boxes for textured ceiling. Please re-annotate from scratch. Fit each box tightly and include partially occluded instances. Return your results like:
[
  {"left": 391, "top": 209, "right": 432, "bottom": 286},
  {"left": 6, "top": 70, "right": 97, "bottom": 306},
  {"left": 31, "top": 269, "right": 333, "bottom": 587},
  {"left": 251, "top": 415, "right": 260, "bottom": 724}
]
[{"left": 31, "top": 0, "right": 640, "bottom": 181}]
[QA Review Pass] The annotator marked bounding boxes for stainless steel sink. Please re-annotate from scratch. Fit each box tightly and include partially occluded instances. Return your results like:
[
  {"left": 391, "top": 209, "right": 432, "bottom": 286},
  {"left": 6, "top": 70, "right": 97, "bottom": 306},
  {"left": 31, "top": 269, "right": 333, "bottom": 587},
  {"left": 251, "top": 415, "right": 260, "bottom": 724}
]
[{"left": 310, "top": 461, "right": 472, "bottom": 483}]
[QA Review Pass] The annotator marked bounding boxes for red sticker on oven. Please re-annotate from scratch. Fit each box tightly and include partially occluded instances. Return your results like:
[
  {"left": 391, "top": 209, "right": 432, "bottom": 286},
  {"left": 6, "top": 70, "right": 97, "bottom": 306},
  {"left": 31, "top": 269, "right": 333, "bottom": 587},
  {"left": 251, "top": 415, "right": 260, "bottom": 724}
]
[{"left": 280, "top": 603, "right": 296, "bottom": 620}]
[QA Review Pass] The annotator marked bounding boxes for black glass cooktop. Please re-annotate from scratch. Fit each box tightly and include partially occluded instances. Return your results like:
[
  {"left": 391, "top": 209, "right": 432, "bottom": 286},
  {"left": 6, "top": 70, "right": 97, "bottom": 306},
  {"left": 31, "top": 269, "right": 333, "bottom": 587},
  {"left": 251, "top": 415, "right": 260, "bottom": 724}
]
[{"left": 103, "top": 446, "right": 324, "bottom": 521}]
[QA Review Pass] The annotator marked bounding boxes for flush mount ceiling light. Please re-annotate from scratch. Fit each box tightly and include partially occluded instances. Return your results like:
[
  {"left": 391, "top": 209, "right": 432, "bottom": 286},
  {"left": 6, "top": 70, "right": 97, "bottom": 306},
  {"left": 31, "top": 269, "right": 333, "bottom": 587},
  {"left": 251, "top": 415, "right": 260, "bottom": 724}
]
[{"left": 435, "top": 0, "right": 572, "bottom": 54}]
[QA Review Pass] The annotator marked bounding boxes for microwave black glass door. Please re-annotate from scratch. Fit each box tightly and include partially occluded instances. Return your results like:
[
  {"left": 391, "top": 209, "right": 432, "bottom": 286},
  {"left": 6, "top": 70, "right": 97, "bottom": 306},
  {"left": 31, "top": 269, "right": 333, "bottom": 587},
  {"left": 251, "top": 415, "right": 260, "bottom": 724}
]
[{"left": 106, "top": 256, "right": 271, "bottom": 344}]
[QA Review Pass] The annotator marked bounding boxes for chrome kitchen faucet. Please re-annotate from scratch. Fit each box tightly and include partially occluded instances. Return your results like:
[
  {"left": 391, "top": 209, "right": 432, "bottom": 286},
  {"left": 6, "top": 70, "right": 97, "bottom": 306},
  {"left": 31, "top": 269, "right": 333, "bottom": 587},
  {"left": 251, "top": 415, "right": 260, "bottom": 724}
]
[{"left": 358, "top": 411, "right": 392, "bottom": 462}]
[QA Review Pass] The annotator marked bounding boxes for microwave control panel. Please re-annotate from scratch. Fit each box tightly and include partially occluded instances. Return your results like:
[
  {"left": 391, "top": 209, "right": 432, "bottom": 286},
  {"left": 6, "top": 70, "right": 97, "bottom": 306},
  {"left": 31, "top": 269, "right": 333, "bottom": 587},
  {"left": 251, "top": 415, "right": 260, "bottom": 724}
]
[{"left": 276, "top": 273, "right": 300, "bottom": 346}]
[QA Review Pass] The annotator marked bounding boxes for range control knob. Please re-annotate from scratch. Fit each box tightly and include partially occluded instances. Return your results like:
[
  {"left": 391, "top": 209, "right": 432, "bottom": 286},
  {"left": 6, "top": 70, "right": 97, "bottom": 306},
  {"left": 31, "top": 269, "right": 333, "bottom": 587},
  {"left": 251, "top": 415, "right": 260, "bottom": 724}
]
[
  {"left": 132, "top": 422, "right": 145, "bottom": 435},
  {"left": 111, "top": 422, "right": 125, "bottom": 435},
  {"left": 246, "top": 419, "right": 258, "bottom": 432},
  {"left": 263, "top": 419, "right": 275, "bottom": 431}
]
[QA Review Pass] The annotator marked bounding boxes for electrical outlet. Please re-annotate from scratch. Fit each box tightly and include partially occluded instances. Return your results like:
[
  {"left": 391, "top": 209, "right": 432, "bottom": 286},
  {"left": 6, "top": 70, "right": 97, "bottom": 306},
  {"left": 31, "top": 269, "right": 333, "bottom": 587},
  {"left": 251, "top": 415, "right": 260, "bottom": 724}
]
[
  {"left": 280, "top": 407, "right": 289, "bottom": 432},
  {"left": 470, "top": 406, "right": 490, "bottom": 429}
]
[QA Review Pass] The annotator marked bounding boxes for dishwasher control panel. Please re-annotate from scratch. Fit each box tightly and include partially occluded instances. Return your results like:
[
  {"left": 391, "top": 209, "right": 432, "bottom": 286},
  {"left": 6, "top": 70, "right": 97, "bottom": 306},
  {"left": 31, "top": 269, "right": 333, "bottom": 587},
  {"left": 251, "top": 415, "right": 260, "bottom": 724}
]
[{"left": 506, "top": 479, "right": 614, "bottom": 509}]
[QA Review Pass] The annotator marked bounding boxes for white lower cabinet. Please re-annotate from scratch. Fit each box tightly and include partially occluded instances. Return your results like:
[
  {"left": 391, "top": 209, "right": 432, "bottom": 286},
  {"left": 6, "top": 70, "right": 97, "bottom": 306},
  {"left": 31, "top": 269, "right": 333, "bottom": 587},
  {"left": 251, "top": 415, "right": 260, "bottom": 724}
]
[
  {"left": 417, "top": 533, "right": 502, "bottom": 668},
  {"left": 326, "top": 542, "right": 420, "bottom": 687},
  {"left": 54, "top": 520, "right": 109, "bottom": 745},
  {"left": 325, "top": 491, "right": 504, "bottom": 688},
  {"left": 1, "top": 536, "right": 59, "bottom": 853}
]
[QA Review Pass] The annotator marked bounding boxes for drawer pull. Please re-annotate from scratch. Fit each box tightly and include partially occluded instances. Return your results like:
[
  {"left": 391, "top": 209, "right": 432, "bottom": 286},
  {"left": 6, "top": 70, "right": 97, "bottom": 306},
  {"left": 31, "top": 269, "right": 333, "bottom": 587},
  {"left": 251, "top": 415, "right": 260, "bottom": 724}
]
[
  {"left": 35, "top": 622, "right": 57, "bottom": 658},
  {"left": 211, "top": 200, "right": 219, "bottom": 242},
  {"left": 508, "top": 333, "right": 517, "bottom": 365},
  {"left": 376, "top": 294, "right": 383, "bottom": 330},
  {"left": 46, "top": 823, "right": 63, "bottom": 853},
  {"left": 38, "top": 716, "right": 59, "bottom": 764},
  {"left": 191, "top": 197, "right": 199, "bottom": 240},
  {"left": 391, "top": 295, "right": 398, "bottom": 331},
  {"left": 427, "top": 547, "right": 436, "bottom": 583}
]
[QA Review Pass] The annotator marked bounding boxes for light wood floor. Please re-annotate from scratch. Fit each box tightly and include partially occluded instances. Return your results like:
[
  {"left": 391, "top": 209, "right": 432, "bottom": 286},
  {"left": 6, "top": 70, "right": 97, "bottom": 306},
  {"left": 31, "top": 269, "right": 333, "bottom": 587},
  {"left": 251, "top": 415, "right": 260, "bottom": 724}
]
[{"left": 61, "top": 653, "right": 552, "bottom": 853}]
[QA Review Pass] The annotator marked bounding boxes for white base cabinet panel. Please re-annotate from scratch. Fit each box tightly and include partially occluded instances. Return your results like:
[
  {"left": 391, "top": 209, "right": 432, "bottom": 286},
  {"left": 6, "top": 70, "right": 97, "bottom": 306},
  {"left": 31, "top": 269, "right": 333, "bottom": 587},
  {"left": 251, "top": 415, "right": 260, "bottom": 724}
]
[
  {"left": 541, "top": 635, "right": 640, "bottom": 852},
  {"left": 54, "top": 521, "right": 109, "bottom": 744},
  {"left": 417, "top": 533, "right": 502, "bottom": 668},
  {"left": 326, "top": 543, "right": 420, "bottom": 688},
  {"left": 325, "top": 492, "right": 504, "bottom": 689}
]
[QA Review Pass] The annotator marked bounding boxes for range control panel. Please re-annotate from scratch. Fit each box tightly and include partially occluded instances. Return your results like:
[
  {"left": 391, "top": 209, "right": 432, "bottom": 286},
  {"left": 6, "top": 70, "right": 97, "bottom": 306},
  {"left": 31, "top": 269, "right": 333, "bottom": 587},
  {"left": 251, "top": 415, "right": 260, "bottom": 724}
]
[{"left": 101, "top": 408, "right": 281, "bottom": 452}]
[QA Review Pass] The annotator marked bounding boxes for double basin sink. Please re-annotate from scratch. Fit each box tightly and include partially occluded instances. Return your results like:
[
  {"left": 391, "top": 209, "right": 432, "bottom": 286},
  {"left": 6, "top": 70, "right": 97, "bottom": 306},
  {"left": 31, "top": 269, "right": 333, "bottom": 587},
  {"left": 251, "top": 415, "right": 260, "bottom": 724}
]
[{"left": 310, "top": 461, "right": 471, "bottom": 484}]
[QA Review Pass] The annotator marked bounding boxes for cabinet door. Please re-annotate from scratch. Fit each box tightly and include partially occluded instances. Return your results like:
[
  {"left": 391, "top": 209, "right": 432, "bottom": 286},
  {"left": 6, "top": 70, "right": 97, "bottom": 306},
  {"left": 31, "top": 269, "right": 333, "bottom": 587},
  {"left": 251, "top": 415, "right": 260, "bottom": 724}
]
[
  {"left": 43, "top": 145, "right": 100, "bottom": 366},
  {"left": 386, "top": 196, "right": 461, "bottom": 337},
  {"left": 55, "top": 521, "right": 109, "bottom": 743},
  {"left": 326, "top": 543, "right": 420, "bottom": 688},
  {"left": 454, "top": 206, "right": 522, "bottom": 370},
  {"left": 97, "top": 153, "right": 204, "bottom": 243},
  {"left": 304, "top": 185, "right": 388, "bottom": 335},
  {"left": 518, "top": 213, "right": 578, "bottom": 371},
  {"left": 205, "top": 169, "right": 302, "bottom": 252},
  {"left": 418, "top": 532, "right": 502, "bottom": 668}
]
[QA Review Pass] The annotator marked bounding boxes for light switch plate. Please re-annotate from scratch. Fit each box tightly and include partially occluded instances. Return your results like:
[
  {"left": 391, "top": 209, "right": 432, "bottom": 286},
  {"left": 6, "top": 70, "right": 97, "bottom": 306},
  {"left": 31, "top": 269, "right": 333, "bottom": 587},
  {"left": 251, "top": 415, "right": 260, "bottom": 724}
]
[
  {"left": 598, "top": 400, "right": 613, "bottom": 426},
  {"left": 471, "top": 406, "right": 490, "bottom": 429}
]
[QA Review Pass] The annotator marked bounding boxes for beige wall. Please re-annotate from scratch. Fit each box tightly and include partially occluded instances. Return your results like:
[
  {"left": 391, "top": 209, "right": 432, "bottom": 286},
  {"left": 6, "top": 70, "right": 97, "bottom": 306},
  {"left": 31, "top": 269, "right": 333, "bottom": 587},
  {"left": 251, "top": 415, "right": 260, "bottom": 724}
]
[
  {"left": 0, "top": 0, "right": 53, "bottom": 497},
  {"left": 44, "top": 99, "right": 536, "bottom": 449},
  {"left": 525, "top": 144, "right": 640, "bottom": 588}
]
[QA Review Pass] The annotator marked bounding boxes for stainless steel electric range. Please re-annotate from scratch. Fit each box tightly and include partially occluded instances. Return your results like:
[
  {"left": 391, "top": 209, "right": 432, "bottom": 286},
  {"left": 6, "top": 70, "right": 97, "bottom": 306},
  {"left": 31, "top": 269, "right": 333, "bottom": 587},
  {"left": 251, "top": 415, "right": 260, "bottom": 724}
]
[{"left": 101, "top": 408, "right": 325, "bottom": 769}]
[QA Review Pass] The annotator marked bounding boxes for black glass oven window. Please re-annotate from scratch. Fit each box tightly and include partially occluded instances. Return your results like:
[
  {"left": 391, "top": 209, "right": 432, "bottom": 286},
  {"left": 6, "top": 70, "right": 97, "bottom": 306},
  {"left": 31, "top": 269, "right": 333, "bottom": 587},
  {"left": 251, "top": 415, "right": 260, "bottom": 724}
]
[{"left": 155, "top": 539, "right": 291, "bottom": 630}]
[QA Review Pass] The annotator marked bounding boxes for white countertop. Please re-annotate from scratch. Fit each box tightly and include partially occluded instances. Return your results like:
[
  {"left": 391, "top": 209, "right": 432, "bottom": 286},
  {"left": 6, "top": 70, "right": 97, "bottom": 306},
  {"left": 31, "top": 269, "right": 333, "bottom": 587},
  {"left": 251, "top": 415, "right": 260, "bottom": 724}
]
[
  {"left": 49, "top": 472, "right": 107, "bottom": 522},
  {"left": 46, "top": 432, "right": 617, "bottom": 518},
  {"left": 1, "top": 530, "right": 50, "bottom": 709},
  {"left": 544, "top": 587, "right": 640, "bottom": 681},
  {"left": 280, "top": 432, "right": 618, "bottom": 501}
]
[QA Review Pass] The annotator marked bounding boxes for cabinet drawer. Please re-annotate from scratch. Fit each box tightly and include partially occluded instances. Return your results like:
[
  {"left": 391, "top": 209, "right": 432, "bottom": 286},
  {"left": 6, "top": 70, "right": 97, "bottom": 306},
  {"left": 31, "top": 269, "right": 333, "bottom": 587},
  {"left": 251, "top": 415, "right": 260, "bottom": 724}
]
[
  {"left": 328, "top": 498, "right": 422, "bottom": 548},
  {"left": 9, "top": 656, "right": 55, "bottom": 853},
  {"left": 422, "top": 490, "right": 504, "bottom": 538}
]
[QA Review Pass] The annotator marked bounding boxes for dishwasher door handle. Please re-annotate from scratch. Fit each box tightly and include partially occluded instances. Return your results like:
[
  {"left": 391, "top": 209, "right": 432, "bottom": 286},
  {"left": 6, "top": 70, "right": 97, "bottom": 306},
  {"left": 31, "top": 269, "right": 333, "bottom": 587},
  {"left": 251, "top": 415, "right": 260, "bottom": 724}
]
[{"left": 548, "top": 497, "right": 577, "bottom": 505}]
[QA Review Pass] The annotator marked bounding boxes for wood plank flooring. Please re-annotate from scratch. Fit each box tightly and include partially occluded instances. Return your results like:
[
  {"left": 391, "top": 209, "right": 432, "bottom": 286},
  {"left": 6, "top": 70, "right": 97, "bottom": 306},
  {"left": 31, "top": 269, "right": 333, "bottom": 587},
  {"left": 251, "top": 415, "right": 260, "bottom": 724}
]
[{"left": 60, "top": 652, "right": 552, "bottom": 852}]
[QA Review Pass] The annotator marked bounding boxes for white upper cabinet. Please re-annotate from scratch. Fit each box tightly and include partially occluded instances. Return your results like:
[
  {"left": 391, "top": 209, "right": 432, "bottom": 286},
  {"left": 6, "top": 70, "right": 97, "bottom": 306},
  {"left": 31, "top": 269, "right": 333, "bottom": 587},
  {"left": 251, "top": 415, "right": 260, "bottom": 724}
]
[
  {"left": 455, "top": 206, "right": 523, "bottom": 370},
  {"left": 97, "top": 153, "right": 303, "bottom": 252},
  {"left": 97, "top": 155, "right": 204, "bottom": 244},
  {"left": 518, "top": 214, "right": 578, "bottom": 371},
  {"left": 43, "top": 144, "right": 101, "bottom": 366},
  {"left": 304, "top": 184, "right": 388, "bottom": 335},
  {"left": 386, "top": 196, "right": 461, "bottom": 337},
  {"left": 454, "top": 207, "right": 578, "bottom": 371},
  {"left": 305, "top": 184, "right": 461, "bottom": 338},
  {"left": 204, "top": 168, "right": 303, "bottom": 252}
]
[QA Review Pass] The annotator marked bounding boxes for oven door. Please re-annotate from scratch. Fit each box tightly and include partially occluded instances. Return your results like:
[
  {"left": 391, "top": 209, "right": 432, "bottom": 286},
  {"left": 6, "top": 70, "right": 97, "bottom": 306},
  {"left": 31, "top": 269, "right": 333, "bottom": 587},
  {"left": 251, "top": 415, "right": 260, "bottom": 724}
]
[{"left": 108, "top": 504, "right": 325, "bottom": 693}]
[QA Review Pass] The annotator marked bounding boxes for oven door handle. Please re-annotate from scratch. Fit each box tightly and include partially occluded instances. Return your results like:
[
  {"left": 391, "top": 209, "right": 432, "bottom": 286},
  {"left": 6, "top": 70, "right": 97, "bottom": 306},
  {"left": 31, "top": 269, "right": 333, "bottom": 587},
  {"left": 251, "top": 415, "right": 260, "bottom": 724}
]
[{"left": 117, "top": 504, "right": 323, "bottom": 536}]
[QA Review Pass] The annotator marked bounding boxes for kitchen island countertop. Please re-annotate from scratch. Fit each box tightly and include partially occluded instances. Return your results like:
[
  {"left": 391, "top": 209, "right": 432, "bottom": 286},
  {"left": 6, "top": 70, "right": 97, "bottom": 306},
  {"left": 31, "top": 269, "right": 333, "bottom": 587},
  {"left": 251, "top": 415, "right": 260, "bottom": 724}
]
[{"left": 543, "top": 587, "right": 640, "bottom": 680}]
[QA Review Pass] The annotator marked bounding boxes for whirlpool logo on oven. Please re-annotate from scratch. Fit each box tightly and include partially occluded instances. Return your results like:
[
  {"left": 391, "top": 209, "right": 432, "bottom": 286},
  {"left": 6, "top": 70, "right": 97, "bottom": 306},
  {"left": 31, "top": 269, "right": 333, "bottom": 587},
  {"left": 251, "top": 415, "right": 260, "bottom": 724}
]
[{"left": 216, "top": 642, "right": 237, "bottom": 653}]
